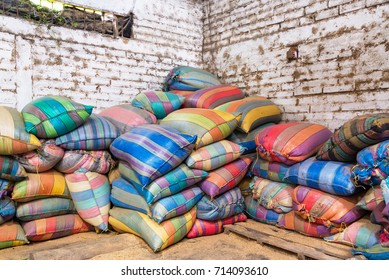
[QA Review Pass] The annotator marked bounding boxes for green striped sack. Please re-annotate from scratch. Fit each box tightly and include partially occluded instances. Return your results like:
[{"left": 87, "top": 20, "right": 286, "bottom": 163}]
[
  {"left": 22, "top": 96, "right": 94, "bottom": 139},
  {"left": 0, "top": 155, "right": 27, "bottom": 182},
  {"left": 0, "top": 221, "right": 29, "bottom": 249}
]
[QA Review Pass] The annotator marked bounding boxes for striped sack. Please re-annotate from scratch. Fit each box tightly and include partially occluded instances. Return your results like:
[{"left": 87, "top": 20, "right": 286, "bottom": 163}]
[
  {"left": 292, "top": 185, "right": 367, "bottom": 227},
  {"left": 65, "top": 172, "right": 111, "bottom": 231},
  {"left": 14, "top": 139, "right": 64, "bottom": 173},
  {"left": 227, "top": 123, "right": 275, "bottom": 154},
  {"left": 316, "top": 113, "right": 389, "bottom": 162},
  {"left": 55, "top": 114, "right": 120, "bottom": 150},
  {"left": 244, "top": 195, "right": 283, "bottom": 225},
  {"left": 255, "top": 122, "right": 333, "bottom": 165},
  {"left": 22, "top": 95, "right": 94, "bottom": 139},
  {"left": 160, "top": 108, "right": 239, "bottom": 149},
  {"left": 98, "top": 103, "right": 157, "bottom": 134},
  {"left": 185, "top": 84, "right": 245, "bottom": 109},
  {"left": 199, "top": 157, "right": 252, "bottom": 198},
  {"left": 250, "top": 177, "right": 295, "bottom": 213},
  {"left": 215, "top": 96, "right": 282, "bottom": 133},
  {"left": 237, "top": 177, "right": 253, "bottom": 197},
  {"left": 277, "top": 211, "right": 341, "bottom": 237},
  {"left": 0, "top": 221, "right": 29, "bottom": 249},
  {"left": 353, "top": 140, "right": 389, "bottom": 187},
  {"left": 187, "top": 213, "right": 247, "bottom": 238},
  {"left": 249, "top": 157, "right": 290, "bottom": 183},
  {"left": 132, "top": 91, "right": 185, "bottom": 119},
  {"left": 284, "top": 157, "right": 358, "bottom": 196},
  {"left": 0, "top": 197, "right": 15, "bottom": 225},
  {"left": 22, "top": 214, "right": 93, "bottom": 241},
  {"left": 0, "top": 155, "right": 27, "bottom": 182},
  {"left": 110, "top": 124, "right": 196, "bottom": 187},
  {"left": 324, "top": 218, "right": 381, "bottom": 248},
  {"left": 16, "top": 197, "right": 77, "bottom": 222},
  {"left": 0, "top": 106, "right": 41, "bottom": 155},
  {"left": 185, "top": 140, "right": 245, "bottom": 171},
  {"left": 12, "top": 170, "right": 70, "bottom": 203},
  {"left": 109, "top": 206, "right": 197, "bottom": 252},
  {"left": 352, "top": 244, "right": 389, "bottom": 260},
  {"left": 55, "top": 150, "right": 116, "bottom": 174},
  {"left": 381, "top": 177, "right": 389, "bottom": 204},
  {"left": 197, "top": 187, "right": 244, "bottom": 221},
  {"left": 169, "top": 90, "right": 196, "bottom": 99},
  {"left": 0, "top": 179, "right": 13, "bottom": 198},
  {"left": 356, "top": 186, "right": 384, "bottom": 211},
  {"left": 370, "top": 201, "right": 389, "bottom": 231},
  {"left": 162, "top": 66, "right": 221, "bottom": 91}
]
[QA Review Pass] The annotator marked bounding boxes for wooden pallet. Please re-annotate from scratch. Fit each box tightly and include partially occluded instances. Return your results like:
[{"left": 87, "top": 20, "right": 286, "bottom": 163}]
[{"left": 224, "top": 220, "right": 353, "bottom": 260}]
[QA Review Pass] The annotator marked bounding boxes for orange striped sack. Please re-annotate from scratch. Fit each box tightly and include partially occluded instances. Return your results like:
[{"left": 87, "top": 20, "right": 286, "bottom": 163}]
[{"left": 0, "top": 221, "right": 29, "bottom": 249}]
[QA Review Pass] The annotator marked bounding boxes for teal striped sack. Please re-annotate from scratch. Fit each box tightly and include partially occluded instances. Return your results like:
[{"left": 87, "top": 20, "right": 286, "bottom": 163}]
[
  {"left": 196, "top": 187, "right": 244, "bottom": 221},
  {"left": 22, "top": 95, "right": 94, "bottom": 139},
  {"left": 0, "top": 156, "right": 27, "bottom": 182},
  {"left": 55, "top": 114, "right": 120, "bottom": 150},
  {"left": 132, "top": 91, "right": 185, "bottom": 119},
  {"left": 244, "top": 195, "right": 283, "bottom": 225},
  {"left": 0, "top": 197, "right": 15, "bottom": 225},
  {"left": 110, "top": 124, "right": 197, "bottom": 187},
  {"left": 352, "top": 244, "right": 389, "bottom": 260},
  {"left": 284, "top": 157, "right": 358, "bottom": 196},
  {"left": 249, "top": 157, "right": 290, "bottom": 183}
]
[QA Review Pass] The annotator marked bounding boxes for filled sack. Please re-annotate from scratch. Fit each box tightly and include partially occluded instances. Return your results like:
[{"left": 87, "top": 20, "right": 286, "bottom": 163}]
[
  {"left": 0, "top": 196, "right": 15, "bottom": 225},
  {"left": 0, "top": 221, "right": 29, "bottom": 249},
  {"left": 0, "top": 155, "right": 27, "bottom": 182},
  {"left": 356, "top": 187, "right": 384, "bottom": 211},
  {"left": 0, "top": 179, "right": 13, "bottom": 198},
  {"left": 244, "top": 195, "right": 283, "bottom": 225},
  {"left": 249, "top": 157, "right": 290, "bottom": 183},
  {"left": 352, "top": 244, "right": 389, "bottom": 260}
]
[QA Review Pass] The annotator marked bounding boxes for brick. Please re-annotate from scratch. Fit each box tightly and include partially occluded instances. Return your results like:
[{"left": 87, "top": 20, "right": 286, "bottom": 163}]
[
  {"left": 315, "top": 7, "right": 339, "bottom": 21},
  {"left": 340, "top": 1, "right": 366, "bottom": 14},
  {"left": 328, "top": 0, "right": 353, "bottom": 7},
  {"left": 366, "top": 0, "right": 389, "bottom": 7},
  {"left": 305, "top": 1, "right": 328, "bottom": 14}
]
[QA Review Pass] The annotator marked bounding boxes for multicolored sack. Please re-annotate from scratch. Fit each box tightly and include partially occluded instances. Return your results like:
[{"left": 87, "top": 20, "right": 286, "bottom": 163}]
[
  {"left": 0, "top": 155, "right": 27, "bottom": 182},
  {"left": 215, "top": 96, "right": 282, "bottom": 133},
  {"left": 249, "top": 157, "right": 290, "bottom": 183},
  {"left": 12, "top": 171, "right": 69, "bottom": 202},
  {"left": 169, "top": 90, "right": 196, "bottom": 99},
  {"left": 352, "top": 244, "right": 389, "bottom": 260},
  {"left": 185, "top": 85, "right": 245, "bottom": 109},
  {"left": 65, "top": 172, "right": 111, "bottom": 231},
  {"left": 316, "top": 113, "right": 389, "bottom": 162},
  {"left": 324, "top": 218, "right": 381, "bottom": 248},
  {"left": 187, "top": 213, "right": 247, "bottom": 238},
  {"left": 160, "top": 108, "right": 239, "bottom": 149},
  {"left": 0, "top": 106, "right": 41, "bottom": 155},
  {"left": 0, "top": 197, "right": 15, "bottom": 225},
  {"left": 110, "top": 124, "right": 196, "bottom": 187},
  {"left": 277, "top": 211, "right": 341, "bottom": 237},
  {"left": 132, "top": 91, "right": 185, "bottom": 119},
  {"left": 381, "top": 177, "right": 389, "bottom": 204},
  {"left": 197, "top": 187, "right": 244, "bottom": 221},
  {"left": 244, "top": 195, "right": 283, "bottom": 225},
  {"left": 98, "top": 103, "right": 157, "bottom": 133},
  {"left": 0, "top": 179, "right": 13, "bottom": 198},
  {"left": 16, "top": 197, "right": 77, "bottom": 222},
  {"left": 163, "top": 66, "right": 221, "bottom": 91},
  {"left": 356, "top": 187, "right": 384, "bottom": 211},
  {"left": 55, "top": 150, "right": 116, "bottom": 174},
  {"left": 116, "top": 160, "right": 142, "bottom": 188},
  {"left": 237, "top": 177, "right": 253, "bottom": 197},
  {"left": 0, "top": 221, "right": 29, "bottom": 249},
  {"left": 22, "top": 96, "right": 94, "bottom": 139},
  {"left": 227, "top": 123, "right": 275, "bottom": 154},
  {"left": 352, "top": 140, "right": 389, "bottom": 187},
  {"left": 199, "top": 157, "right": 252, "bottom": 198},
  {"left": 109, "top": 206, "right": 197, "bottom": 252},
  {"left": 14, "top": 139, "right": 64, "bottom": 173},
  {"left": 370, "top": 201, "right": 389, "bottom": 230},
  {"left": 22, "top": 214, "right": 93, "bottom": 241},
  {"left": 255, "top": 122, "right": 333, "bottom": 165},
  {"left": 284, "top": 157, "right": 357, "bottom": 196},
  {"left": 55, "top": 114, "right": 120, "bottom": 150},
  {"left": 292, "top": 185, "right": 367, "bottom": 227},
  {"left": 250, "top": 177, "right": 295, "bottom": 213}
]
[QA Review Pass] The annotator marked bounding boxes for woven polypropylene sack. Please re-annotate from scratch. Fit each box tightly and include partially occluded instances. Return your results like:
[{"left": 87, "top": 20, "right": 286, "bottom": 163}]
[
  {"left": 65, "top": 172, "right": 111, "bottom": 231},
  {"left": 0, "top": 106, "right": 41, "bottom": 155},
  {"left": 0, "top": 179, "right": 13, "bottom": 198},
  {"left": 215, "top": 96, "right": 282, "bottom": 133},
  {"left": 110, "top": 124, "right": 196, "bottom": 187},
  {"left": 356, "top": 187, "right": 384, "bottom": 211},
  {"left": 55, "top": 150, "right": 116, "bottom": 174},
  {"left": 284, "top": 157, "right": 358, "bottom": 196},
  {"left": 0, "top": 197, "right": 15, "bottom": 225},
  {"left": 160, "top": 108, "right": 239, "bottom": 149},
  {"left": 187, "top": 213, "right": 247, "bottom": 238},
  {"left": 55, "top": 114, "right": 120, "bottom": 150},
  {"left": 0, "top": 221, "right": 29, "bottom": 249},
  {"left": 250, "top": 177, "right": 295, "bottom": 213},
  {"left": 352, "top": 244, "right": 389, "bottom": 260},
  {"left": 316, "top": 113, "right": 389, "bottom": 162},
  {"left": 185, "top": 140, "right": 245, "bottom": 171},
  {"left": 255, "top": 122, "right": 333, "bottom": 165},
  {"left": 22, "top": 214, "right": 93, "bottom": 241},
  {"left": 108, "top": 206, "right": 197, "bottom": 252},
  {"left": 22, "top": 96, "right": 94, "bottom": 139},
  {"left": 162, "top": 66, "right": 221, "bottom": 91},
  {"left": 98, "top": 103, "right": 157, "bottom": 133},
  {"left": 14, "top": 139, "right": 64, "bottom": 173},
  {"left": 16, "top": 197, "right": 76, "bottom": 222},
  {"left": 12, "top": 170, "right": 70, "bottom": 203},
  {"left": 0, "top": 155, "right": 27, "bottom": 182},
  {"left": 244, "top": 195, "right": 282, "bottom": 225},
  {"left": 292, "top": 185, "right": 367, "bottom": 227},
  {"left": 196, "top": 187, "right": 244, "bottom": 221},
  {"left": 132, "top": 91, "right": 185, "bottom": 119},
  {"left": 249, "top": 157, "right": 290, "bottom": 183}
]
